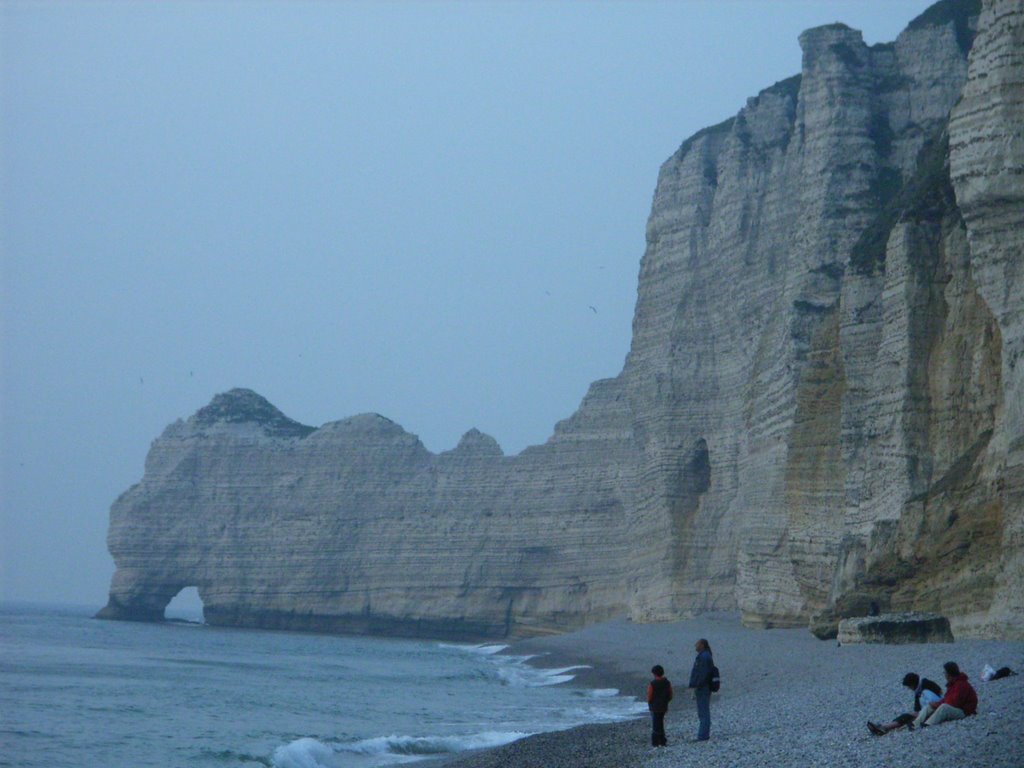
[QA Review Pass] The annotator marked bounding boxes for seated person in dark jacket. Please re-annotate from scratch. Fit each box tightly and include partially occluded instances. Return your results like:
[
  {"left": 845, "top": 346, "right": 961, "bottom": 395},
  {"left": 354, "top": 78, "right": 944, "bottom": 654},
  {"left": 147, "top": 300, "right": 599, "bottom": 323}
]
[{"left": 867, "top": 672, "right": 942, "bottom": 735}]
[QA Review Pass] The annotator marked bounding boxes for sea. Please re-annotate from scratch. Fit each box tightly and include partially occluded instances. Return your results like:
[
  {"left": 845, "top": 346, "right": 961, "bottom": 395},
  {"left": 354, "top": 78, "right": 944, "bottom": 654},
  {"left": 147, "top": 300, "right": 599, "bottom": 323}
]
[{"left": 0, "top": 602, "right": 645, "bottom": 768}]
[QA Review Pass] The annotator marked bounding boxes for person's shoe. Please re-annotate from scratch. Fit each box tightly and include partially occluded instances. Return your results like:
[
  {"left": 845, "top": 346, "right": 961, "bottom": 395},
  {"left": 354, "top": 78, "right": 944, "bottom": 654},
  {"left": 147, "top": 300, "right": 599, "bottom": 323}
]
[{"left": 867, "top": 722, "right": 885, "bottom": 736}]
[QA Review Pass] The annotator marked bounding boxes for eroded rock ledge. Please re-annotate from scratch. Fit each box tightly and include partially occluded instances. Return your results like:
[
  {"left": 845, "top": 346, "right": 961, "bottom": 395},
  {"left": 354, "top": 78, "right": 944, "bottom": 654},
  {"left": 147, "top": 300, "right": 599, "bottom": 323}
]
[{"left": 100, "top": 0, "right": 1023, "bottom": 640}]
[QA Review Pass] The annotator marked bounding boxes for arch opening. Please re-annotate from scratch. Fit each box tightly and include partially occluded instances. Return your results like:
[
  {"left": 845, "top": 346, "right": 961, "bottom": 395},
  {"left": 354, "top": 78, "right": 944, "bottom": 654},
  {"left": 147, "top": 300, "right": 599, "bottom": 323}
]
[{"left": 164, "top": 586, "right": 205, "bottom": 624}]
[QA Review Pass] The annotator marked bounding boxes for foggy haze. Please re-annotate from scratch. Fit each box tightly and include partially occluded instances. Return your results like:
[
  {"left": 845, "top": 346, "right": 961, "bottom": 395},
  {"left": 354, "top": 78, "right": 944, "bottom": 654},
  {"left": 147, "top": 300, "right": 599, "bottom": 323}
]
[{"left": 1, "top": 1, "right": 934, "bottom": 608}]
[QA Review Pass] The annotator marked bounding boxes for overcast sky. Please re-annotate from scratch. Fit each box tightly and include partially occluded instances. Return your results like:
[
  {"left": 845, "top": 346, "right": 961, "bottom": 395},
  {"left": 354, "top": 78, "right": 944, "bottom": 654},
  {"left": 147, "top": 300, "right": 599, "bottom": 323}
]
[{"left": 1, "top": 0, "right": 935, "bottom": 608}]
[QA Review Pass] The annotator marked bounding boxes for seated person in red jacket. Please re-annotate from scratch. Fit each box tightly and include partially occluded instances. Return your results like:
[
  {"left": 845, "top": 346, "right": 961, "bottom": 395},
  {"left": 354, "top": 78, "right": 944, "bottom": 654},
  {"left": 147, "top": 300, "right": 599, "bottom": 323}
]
[{"left": 913, "top": 661, "right": 978, "bottom": 728}]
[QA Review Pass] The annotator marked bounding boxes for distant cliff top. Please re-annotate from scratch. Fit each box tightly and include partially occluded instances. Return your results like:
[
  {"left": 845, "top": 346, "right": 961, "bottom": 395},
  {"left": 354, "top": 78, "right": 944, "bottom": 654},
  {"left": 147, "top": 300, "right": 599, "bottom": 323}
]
[{"left": 192, "top": 388, "right": 315, "bottom": 438}]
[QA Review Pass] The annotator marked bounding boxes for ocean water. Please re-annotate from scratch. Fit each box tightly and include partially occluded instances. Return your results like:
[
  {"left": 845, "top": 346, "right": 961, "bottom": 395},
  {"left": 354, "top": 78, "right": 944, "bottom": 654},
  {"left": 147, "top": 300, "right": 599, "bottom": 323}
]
[{"left": 0, "top": 603, "right": 645, "bottom": 768}]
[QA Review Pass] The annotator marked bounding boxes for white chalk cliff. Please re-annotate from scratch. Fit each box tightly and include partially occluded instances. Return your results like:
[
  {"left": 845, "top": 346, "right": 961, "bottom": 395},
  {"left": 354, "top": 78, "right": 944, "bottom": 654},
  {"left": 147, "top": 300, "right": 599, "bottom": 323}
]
[{"left": 100, "top": 0, "right": 1024, "bottom": 640}]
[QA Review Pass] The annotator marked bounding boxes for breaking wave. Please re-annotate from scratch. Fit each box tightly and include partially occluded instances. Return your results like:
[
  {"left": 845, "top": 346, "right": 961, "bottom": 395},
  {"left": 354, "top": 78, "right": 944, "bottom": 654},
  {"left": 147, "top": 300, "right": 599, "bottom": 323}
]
[
  {"left": 271, "top": 638, "right": 643, "bottom": 767},
  {"left": 346, "top": 730, "right": 530, "bottom": 756},
  {"left": 496, "top": 661, "right": 591, "bottom": 687},
  {"left": 271, "top": 731, "right": 529, "bottom": 768},
  {"left": 271, "top": 738, "right": 340, "bottom": 768},
  {"left": 441, "top": 642, "right": 590, "bottom": 687}
]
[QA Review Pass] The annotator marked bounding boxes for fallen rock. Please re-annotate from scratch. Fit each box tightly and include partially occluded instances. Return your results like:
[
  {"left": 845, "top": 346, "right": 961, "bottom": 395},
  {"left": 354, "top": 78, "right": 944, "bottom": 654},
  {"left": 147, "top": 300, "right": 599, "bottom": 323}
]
[{"left": 838, "top": 612, "right": 954, "bottom": 644}]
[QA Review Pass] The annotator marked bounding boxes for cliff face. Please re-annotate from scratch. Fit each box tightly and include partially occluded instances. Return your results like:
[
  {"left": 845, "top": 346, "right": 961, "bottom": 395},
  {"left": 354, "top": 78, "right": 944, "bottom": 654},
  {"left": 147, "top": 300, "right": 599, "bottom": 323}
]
[
  {"left": 946, "top": 0, "right": 1024, "bottom": 636},
  {"left": 100, "top": 383, "right": 640, "bottom": 637},
  {"left": 100, "top": 0, "right": 1024, "bottom": 639}
]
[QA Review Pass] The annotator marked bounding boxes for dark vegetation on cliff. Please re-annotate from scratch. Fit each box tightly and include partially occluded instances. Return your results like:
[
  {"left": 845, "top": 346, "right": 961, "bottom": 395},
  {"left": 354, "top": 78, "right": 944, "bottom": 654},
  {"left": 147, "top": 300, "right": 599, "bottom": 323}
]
[
  {"left": 908, "top": 0, "right": 982, "bottom": 53},
  {"left": 850, "top": 131, "right": 957, "bottom": 275}
]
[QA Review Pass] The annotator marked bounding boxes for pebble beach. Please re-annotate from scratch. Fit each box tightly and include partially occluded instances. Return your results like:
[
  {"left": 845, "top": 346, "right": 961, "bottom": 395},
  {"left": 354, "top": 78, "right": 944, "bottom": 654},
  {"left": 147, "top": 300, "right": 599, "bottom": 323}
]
[{"left": 443, "top": 615, "right": 1024, "bottom": 768}]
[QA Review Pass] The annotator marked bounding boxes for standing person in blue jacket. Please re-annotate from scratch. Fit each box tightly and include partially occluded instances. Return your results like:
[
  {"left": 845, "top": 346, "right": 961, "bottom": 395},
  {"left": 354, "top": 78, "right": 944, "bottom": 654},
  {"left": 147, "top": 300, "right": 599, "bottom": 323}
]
[{"left": 688, "top": 638, "right": 713, "bottom": 741}]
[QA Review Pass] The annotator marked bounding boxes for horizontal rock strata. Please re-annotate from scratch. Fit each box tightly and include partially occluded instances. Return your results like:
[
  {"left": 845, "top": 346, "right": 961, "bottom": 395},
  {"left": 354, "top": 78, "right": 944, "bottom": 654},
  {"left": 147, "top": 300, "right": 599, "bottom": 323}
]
[{"left": 100, "top": 0, "right": 1023, "bottom": 640}]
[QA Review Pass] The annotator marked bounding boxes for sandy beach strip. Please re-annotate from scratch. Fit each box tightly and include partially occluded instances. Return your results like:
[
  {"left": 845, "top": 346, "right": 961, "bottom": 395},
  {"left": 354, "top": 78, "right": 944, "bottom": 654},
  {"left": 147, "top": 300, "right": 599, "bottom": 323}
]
[{"left": 443, "top": 614, "right": 1024, "bottom": 768}]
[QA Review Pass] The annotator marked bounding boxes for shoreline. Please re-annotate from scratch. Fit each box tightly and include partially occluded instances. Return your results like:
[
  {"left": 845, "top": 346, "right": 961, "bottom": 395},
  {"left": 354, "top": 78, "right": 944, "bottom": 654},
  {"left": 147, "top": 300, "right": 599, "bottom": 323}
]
[
  {"left": 10, "top": 602, "right": 1021, "bottom": 766},
  {"left": 441, "top": 614, "right": 1024, "bottom": 768},
  {"left": 438, "top": 614, "right": 736, "bottom": 768}
]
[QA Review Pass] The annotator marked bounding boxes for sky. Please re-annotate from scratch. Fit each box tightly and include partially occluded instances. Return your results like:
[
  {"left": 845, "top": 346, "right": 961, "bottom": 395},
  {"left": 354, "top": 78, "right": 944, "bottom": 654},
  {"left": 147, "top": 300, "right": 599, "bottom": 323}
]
[{"left": 1, "top": 0, "right": 937, "bottom": 608}]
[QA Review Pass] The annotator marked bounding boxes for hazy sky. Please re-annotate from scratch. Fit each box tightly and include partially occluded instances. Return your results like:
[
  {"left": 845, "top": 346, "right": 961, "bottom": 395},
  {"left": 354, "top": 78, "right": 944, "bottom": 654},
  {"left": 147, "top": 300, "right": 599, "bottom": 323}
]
[{"left": 1, "top": 0, "right": 935, "bottom": 608}]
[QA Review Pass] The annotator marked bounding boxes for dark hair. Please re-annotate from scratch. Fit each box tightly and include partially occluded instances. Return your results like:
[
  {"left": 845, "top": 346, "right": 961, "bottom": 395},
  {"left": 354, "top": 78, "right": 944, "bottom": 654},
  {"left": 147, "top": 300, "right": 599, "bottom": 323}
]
[
  {"left": 651, "top": 665, "right": 665, "bottom": 677},
  {"left": 943, "top": 662, "right": 960, "bottom": 678},
  {"left": 902, "top": 673, "right": 920, "bottom": 689},
  {"left": 697, "top": 638, "right": 711, "bottom": 653}
]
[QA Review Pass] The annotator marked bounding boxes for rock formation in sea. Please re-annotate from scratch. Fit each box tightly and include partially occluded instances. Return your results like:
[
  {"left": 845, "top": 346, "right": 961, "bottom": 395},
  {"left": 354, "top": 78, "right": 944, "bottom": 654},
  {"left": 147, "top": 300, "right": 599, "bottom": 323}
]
[{"left": 99, "top": 0, "right": 1023, "bottom": 640}]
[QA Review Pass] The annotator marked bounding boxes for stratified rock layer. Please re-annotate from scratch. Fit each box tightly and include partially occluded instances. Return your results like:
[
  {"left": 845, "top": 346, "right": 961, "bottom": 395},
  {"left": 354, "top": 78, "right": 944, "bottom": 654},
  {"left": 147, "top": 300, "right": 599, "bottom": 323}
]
[{"left": 100, "top": 0, "right": 1023, "bottom": 639}]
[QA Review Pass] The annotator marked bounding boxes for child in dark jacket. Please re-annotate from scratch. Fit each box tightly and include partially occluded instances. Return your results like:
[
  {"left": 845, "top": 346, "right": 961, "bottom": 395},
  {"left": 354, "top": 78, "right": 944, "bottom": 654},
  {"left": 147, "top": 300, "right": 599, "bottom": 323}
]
[{"left": 647, "top": 665, "right": 673, "bottom": 746}]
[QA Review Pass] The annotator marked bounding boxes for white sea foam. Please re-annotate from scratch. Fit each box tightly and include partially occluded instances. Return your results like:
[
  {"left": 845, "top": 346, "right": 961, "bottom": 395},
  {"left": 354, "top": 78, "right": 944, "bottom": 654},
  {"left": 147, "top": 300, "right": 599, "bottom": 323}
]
[
  {"left": 271, "top": 737, "right": 340, "bottom": 768},
  {"left": 437, "top": 642, "right": 510, "bottom": 655},
  {"left": 583, "top": 688, "right": 621, "bottom": 698},
  {"left": 273, "top": 731, "right": 533, "bottom": 768},
  {"left": 564, "top": 697, "right": 649, "bottom": 724},
  {"left": 343, "top": 730, "right": 531, "bottom": 758}
]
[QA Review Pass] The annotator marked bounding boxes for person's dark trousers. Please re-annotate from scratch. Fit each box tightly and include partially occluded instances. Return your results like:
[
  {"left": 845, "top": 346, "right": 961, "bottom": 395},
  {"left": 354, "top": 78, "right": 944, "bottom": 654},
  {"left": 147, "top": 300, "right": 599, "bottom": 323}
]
[
  {"left": 651, "top": 711, "right": 667, "bottom": 746},
  {"left": 695, "top": 688, "right": 711, "bottom": 741}
]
